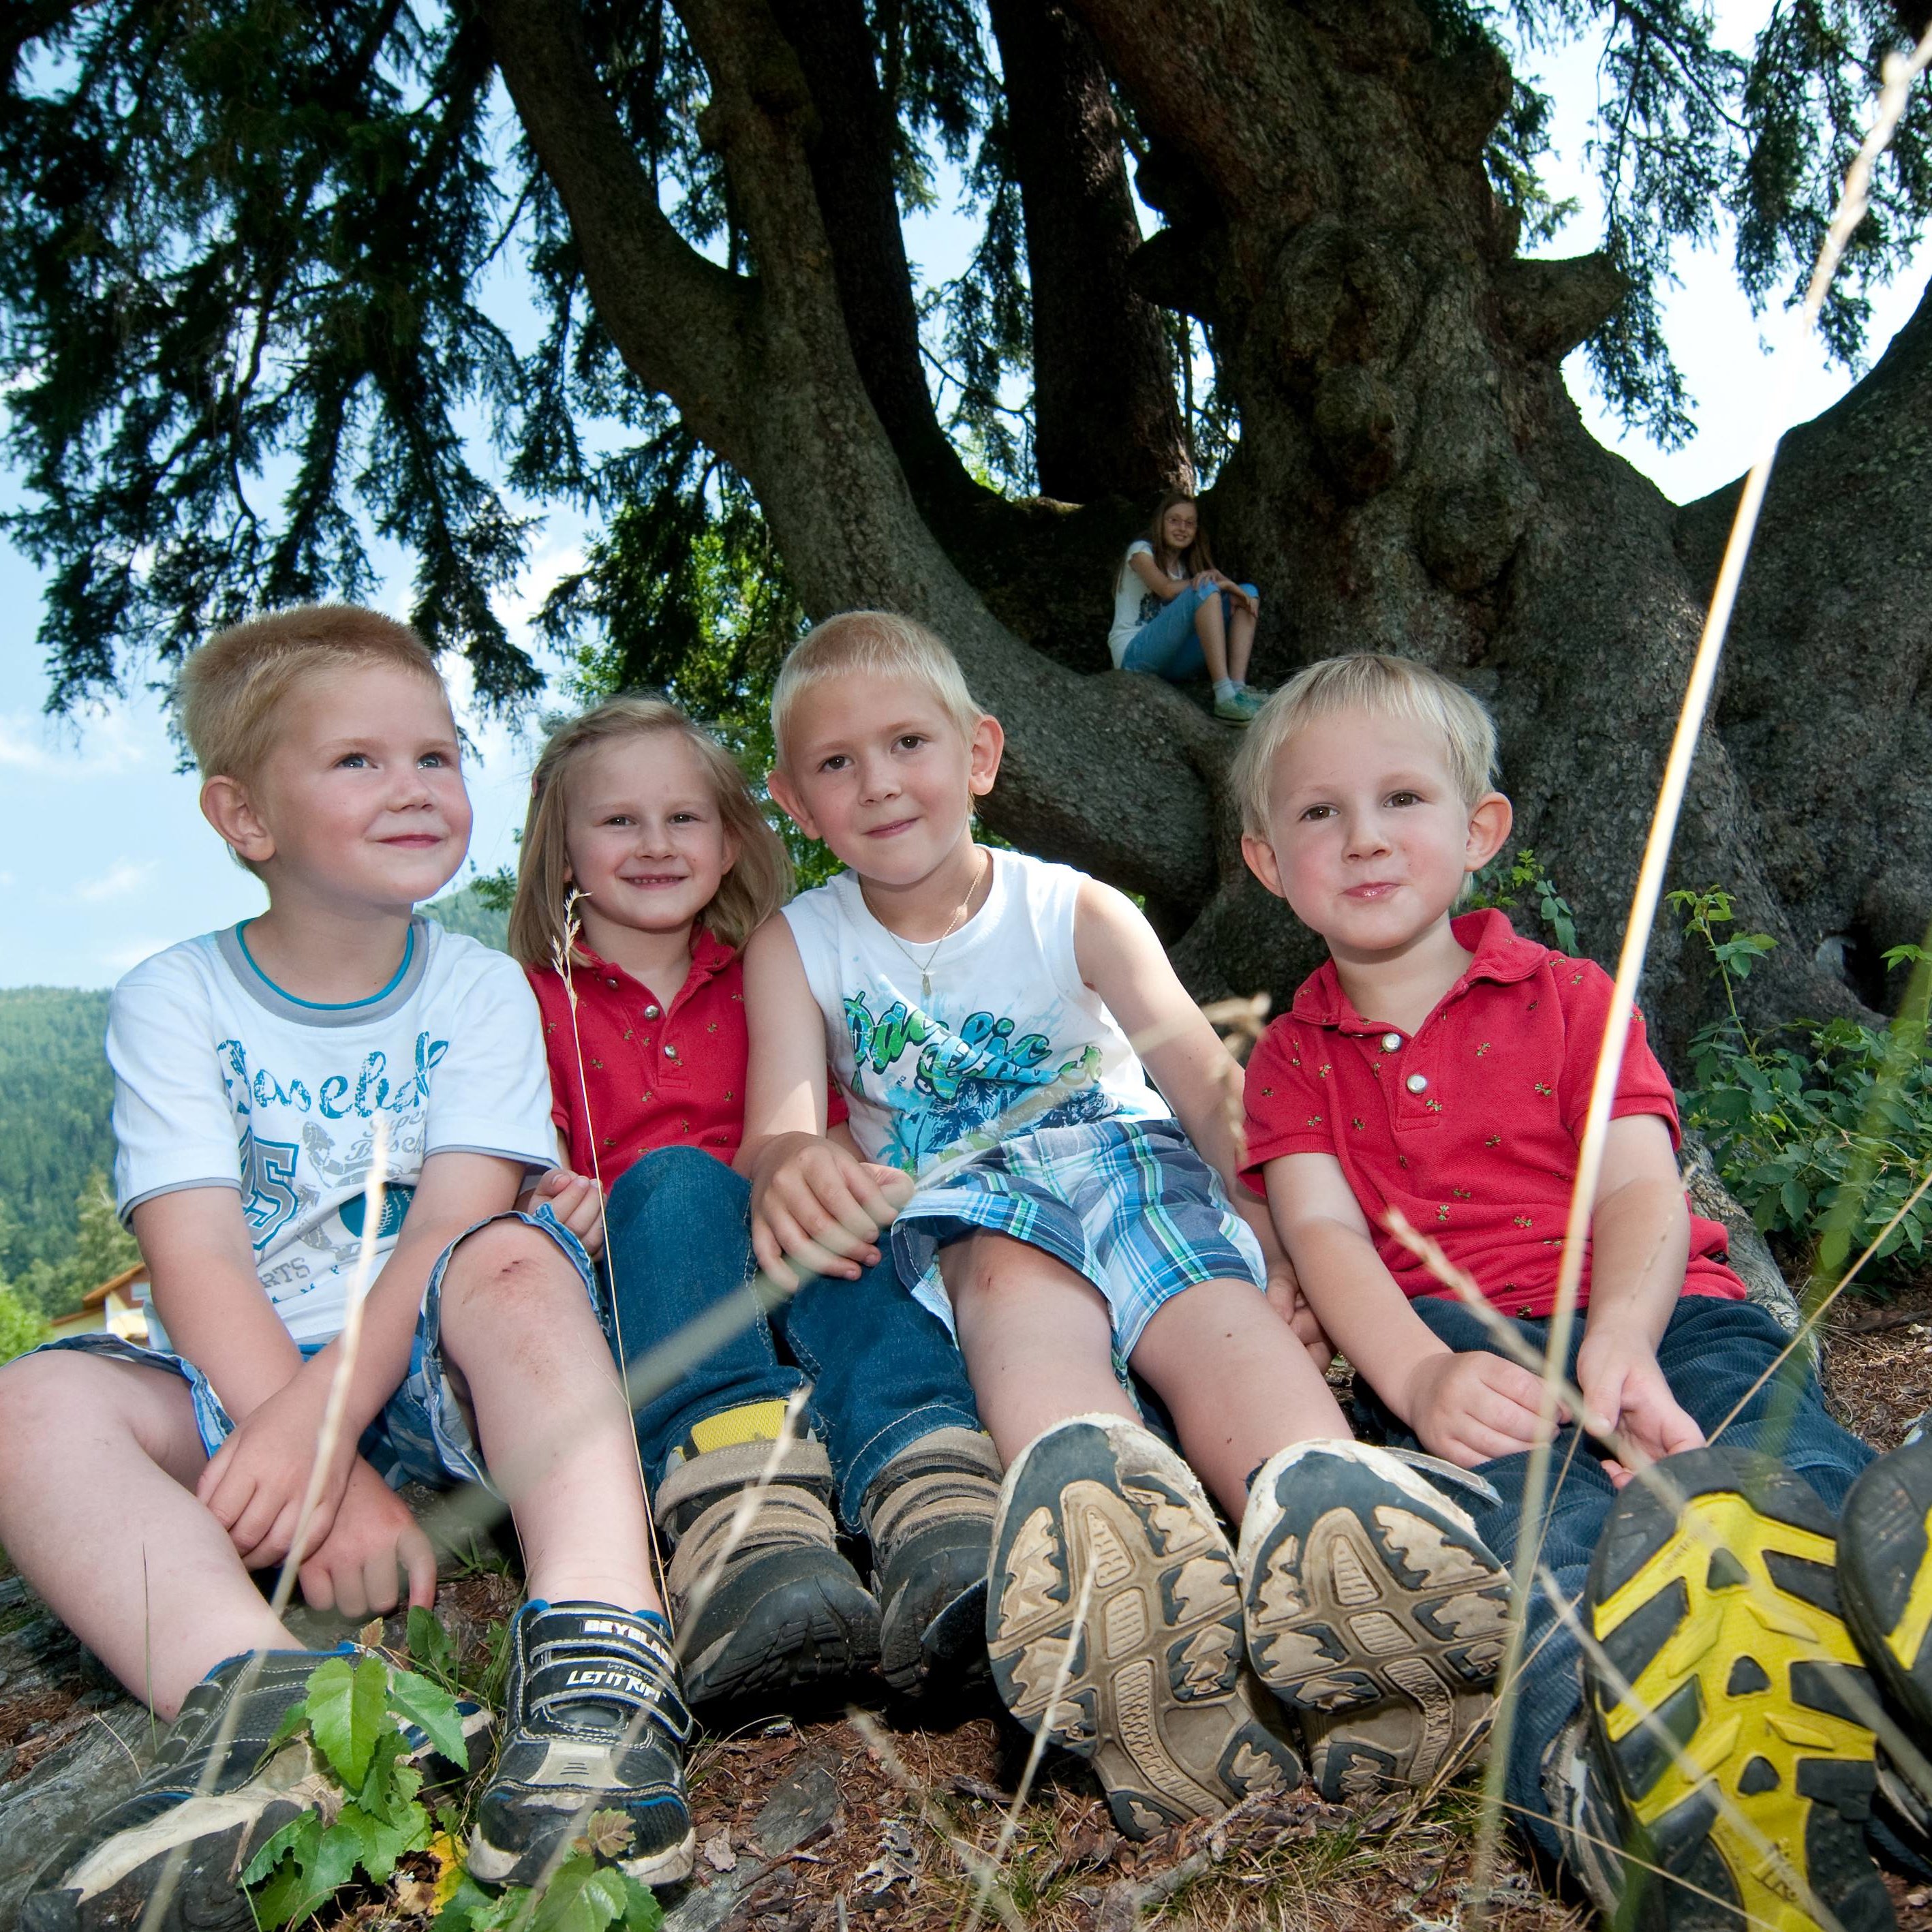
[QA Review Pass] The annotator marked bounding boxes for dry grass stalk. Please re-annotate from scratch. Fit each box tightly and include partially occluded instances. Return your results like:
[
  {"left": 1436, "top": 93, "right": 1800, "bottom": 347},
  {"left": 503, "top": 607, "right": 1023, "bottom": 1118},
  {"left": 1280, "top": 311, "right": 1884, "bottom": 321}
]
[
  {"left": 134, "top": 1129, "right": 392, "bottom": 1932},
  {"left": 1465, "top": 30, "right": 1932, "bottom": 1911}
]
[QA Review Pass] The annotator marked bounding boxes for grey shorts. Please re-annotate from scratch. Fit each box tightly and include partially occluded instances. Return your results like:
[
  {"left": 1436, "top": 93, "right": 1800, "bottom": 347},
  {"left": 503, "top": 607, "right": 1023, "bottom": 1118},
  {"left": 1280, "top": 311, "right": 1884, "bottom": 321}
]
[{"left": 29, "top": 1207, "right": 603, "bottom": 1493}]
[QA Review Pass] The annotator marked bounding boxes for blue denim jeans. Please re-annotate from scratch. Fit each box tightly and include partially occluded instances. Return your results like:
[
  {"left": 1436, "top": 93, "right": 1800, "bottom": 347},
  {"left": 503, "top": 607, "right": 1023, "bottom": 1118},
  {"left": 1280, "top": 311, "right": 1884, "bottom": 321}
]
[
  {"left": 1358, "top": 1292, "right": 1873, "bottom": 1862},
  {"left": 1120, "top": 581, "right": 1258, "bottom": 681},
  {"left": 602, "top": 1146, "right": 980, "bottom": 1527}
]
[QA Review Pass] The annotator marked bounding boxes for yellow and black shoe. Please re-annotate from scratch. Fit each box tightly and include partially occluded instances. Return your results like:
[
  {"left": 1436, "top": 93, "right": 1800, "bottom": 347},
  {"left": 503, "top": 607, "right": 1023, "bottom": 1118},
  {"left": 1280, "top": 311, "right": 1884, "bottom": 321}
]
[{"left": 1583, "top": 1445, "right": 1890, "bottom": 1931}]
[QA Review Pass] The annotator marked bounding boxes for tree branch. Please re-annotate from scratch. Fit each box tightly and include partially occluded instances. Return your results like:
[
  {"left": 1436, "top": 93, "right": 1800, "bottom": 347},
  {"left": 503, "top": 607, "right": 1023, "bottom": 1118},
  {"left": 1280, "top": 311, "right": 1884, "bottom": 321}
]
[{"left": 476, "top": 0, "right": 753, "bottom": 466}]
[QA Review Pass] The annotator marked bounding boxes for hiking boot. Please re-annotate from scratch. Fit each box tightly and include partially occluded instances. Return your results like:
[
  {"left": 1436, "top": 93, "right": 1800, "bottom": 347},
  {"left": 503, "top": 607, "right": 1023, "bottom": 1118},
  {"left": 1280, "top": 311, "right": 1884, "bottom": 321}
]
[
  {"left": 1238, "top": 1439, "right": 1509, "bottom": 1800},
  {"left": 1834, "top": 1435, "right": 1932, "bottom": 1879},
  {"left": 657, "top": 1431, "right": 880, "bottom": 1705},
  {"left": 470, "top": 1601, "right": 694, "bottom": 1888},
  {"left": 861, "top": 1426, "right": 1000, "bottom": 1694},
  {"left": 985, "top": 1413, "right": 1303, "bottom": 1840},
  {"left": 1583, "top": 1445, "right": 1889, "bottom": 1931},
  {"left": 19, "top": 1645, "right": 482, "bottom": 1932},
  {"left": 1541, "top": 1710, "right": 1629, "bottom": 1918}
]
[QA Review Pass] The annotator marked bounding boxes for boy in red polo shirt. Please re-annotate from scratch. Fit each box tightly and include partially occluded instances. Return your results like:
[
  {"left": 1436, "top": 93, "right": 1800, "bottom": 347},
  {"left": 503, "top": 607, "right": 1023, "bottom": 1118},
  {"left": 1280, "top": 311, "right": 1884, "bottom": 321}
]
[{"left": 1232, "top": 655, "right": 1901, "bottom": 1930}]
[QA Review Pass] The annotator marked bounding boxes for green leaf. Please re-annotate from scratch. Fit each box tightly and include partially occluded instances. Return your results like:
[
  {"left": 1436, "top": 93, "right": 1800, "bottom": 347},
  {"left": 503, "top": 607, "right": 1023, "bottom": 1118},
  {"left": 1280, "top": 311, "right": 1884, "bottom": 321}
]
[
  {"left": 389, "top": 1663, "right": 472, "bottom": 1773},
  {"left": 338, "top": 1794, "right": 430, "bottom": 1883},
  {"left": 243, "top": 1813, "right": 317, "bottom": 1890},
  {"left": 530, "top": 1855, "right": 633, "bottom": 1932},
  {"left": 1779, "top": 1178, "right": 1809, "bottom": 1223},
  {"left": 439, "top": 1871, "right": 533, "bottom": 1932},
  {"left": 306, "top": 1653, "right": 389, "bottom": 1790},
  {"left": 409, "top": 1606, "right": 457, "bottom": 1683},
  {"left": 618, "top": 1874, "right": 664, "bottom": 1932}
]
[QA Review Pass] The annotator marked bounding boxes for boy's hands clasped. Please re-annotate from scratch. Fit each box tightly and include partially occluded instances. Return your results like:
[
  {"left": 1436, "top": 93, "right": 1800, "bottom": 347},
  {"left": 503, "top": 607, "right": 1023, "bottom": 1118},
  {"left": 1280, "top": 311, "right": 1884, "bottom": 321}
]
[{"left": 751, "top": 1134, "right": 915, "bottom": 1288}]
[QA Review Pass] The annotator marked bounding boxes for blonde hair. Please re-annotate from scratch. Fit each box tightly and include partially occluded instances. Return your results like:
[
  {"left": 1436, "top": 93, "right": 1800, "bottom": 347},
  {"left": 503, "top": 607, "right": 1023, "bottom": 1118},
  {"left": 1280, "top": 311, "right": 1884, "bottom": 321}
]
[
  {"left": 179, "top": 604, "right": 444, "bottom": 786},
  {"left": 770, "top": 611, "right": 983, "bottom": 769},
  {"left": 508, "top": 696, "right": 790, "bottom": 964},
  {"left": 1230, "top": 652, "right": 1499, "bottom": 834}
]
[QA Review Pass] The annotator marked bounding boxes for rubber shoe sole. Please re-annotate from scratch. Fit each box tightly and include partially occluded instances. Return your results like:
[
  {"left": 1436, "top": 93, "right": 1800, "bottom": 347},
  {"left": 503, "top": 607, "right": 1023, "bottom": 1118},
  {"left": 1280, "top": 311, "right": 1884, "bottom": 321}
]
[
  {"left": 1585, "top": 1445, "right": 1890, "bottom": 1932},
  {"left": 1239, "top": 1439, "right": 1509, "bottom": 1800},
  {"left": 679, "top": 1544, "right": 882, "bottom": 1707},
  {"left": 986, "top": 1415, "right": 1303, "bottom": 1840}
]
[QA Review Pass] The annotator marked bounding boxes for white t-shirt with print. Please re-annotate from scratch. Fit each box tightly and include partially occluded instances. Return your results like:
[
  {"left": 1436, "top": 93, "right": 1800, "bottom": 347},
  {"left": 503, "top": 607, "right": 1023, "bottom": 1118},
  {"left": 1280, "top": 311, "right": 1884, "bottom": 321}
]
[
  {"left": 782, "top": 848, "right": 1169, "bottom": 1177},
  {"left": 1107, "top": 539, "right": 1182, "bottom": 666},
  {"left": 108, "top": 918, "right": 555, "bottom": 1347}
]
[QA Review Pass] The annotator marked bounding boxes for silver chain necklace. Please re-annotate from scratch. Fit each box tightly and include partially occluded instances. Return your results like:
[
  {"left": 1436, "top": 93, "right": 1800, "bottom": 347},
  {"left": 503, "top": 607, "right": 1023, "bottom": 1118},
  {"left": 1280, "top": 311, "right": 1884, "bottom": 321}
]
[{"left": 870, "top": 850, "right": 989, "bottom": 1002}]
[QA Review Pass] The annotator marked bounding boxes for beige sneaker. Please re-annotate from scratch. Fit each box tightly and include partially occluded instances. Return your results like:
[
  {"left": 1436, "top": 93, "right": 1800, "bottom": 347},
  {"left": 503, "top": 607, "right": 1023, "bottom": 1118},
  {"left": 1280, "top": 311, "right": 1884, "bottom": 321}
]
[
  {"left": 986, "top": 1414, "right": 1304, "bottom": 1839},
  {"left": 1238, "top": 1439, "right": 1509, "bottom": 1800}
]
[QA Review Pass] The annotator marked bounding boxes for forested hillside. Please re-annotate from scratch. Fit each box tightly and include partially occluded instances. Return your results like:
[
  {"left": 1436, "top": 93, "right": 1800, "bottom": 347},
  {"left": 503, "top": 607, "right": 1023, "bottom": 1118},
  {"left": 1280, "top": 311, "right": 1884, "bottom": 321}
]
[{"left": 0, "top": 885, "right": 508, "bottom": 1312}]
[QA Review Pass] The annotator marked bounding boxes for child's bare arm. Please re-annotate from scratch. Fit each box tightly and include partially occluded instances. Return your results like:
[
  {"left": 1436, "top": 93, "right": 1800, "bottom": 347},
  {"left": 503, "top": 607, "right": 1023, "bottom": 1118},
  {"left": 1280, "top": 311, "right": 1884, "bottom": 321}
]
[
  {"left": 1265, "top": 1152, "right": 1554, "bottom": 1467},
  {"left": 739, "top": 917, "right": 906, "bottom": 1287},
  {"left": 192, "top": 1150, "right": 526, "bottom": 1570},
  {"left": 1575, "top": 1114, "right": 1702, "bottom": 1468},
  {"left": 1127, "top": 549, "right": 1186, "bottom": 603}
]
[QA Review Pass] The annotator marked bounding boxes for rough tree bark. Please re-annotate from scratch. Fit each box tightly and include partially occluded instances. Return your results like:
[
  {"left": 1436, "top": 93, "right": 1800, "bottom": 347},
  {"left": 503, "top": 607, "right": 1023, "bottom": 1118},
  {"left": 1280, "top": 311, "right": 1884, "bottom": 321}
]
[{"left": 478, "top": 0, "right": 1927, "bottom": 1056}]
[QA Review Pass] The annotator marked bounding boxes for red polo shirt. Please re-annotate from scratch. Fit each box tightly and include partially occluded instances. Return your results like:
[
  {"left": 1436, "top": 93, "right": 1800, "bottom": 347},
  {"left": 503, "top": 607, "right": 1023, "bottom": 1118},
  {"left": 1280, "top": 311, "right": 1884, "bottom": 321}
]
[{"left": 1239, "top": 908, "right": 1744, "bottom": 1319}]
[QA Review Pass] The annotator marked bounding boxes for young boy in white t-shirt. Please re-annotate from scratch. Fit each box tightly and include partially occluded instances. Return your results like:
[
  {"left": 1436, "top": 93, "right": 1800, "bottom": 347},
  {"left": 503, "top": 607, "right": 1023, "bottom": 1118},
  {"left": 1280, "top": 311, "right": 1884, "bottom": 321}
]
[
  {"left": 0, "top": 608, "right": 694, "bottom": 1929},
  {"left": 740, "top": 611, "right": 1510, "bottom": 1840}
]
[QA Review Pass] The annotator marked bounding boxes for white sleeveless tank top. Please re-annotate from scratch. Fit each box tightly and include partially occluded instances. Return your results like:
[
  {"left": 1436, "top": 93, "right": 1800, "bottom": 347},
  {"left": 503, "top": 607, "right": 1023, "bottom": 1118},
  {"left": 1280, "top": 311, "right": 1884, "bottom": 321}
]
[{"left": 782, "top": 848, "right": 1169, "bottom": 1176}]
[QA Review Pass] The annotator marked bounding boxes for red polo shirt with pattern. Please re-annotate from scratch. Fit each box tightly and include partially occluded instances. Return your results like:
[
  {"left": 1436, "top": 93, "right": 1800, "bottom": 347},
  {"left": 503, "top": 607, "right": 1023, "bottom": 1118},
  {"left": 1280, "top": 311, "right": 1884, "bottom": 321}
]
[{"left": 1238, "top": 908, "right": 1744, "bottom": 1319}]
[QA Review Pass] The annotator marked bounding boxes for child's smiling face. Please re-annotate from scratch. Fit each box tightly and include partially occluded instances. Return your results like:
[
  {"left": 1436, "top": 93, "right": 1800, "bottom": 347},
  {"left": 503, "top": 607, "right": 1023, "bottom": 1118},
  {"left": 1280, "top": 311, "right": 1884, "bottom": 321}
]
[
  {"left": 564, "top": 731, "right": 738, "bottom": 951},
  {"left": 1242, "top": 703, "right": 1511, "bottom": 964},
  {"left": 1161, "top": 500, "right": 1198, "bottom": 553},
  {"left": 770, "top": 672, "right": 1000, "bottom": 892},
  {"left": 225, "top": 662, "right": 470, "bottom": 913}
]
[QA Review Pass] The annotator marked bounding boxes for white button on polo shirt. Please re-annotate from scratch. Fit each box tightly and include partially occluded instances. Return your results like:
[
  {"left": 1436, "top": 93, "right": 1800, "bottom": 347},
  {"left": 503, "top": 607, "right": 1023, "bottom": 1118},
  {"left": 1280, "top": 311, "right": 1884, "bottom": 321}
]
[
  {"left": 1381, "top": 1032, "right": 1402, "bottom": 1052},
  {"left": 1405, "top": 1072, "right": 1428, "bottom": 1094}
]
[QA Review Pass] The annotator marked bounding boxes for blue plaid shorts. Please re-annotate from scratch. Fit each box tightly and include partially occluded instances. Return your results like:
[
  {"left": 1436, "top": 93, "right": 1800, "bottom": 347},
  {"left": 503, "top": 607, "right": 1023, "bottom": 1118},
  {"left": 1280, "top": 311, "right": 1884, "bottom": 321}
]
[
  {"left": 890, "top": 1117, "right": 1266, "bottom": 1359},
  {"left": 31, "top": 1208, "right": 603, "bottom": 1494}
]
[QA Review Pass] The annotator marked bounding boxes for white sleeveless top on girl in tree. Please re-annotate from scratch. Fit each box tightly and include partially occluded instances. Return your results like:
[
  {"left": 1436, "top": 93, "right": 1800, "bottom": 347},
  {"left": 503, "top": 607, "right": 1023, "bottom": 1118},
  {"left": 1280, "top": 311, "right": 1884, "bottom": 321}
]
[
  {"left": 1107, "top": 539, "right": 1183, "bottom": 665},
  {"left": 782, "top": 849, "right": 1169, "bottom": 1178}
]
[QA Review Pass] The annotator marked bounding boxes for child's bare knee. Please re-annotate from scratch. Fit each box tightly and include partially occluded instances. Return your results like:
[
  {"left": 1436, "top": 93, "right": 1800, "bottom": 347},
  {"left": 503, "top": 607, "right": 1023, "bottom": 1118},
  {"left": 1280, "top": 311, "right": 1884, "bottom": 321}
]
[
  {"left": 0, "top": 1351, "right": 129, "bottom": 1440},
  {"left": 440, "top": 1221, "right": 581, "bottom": 1327}
]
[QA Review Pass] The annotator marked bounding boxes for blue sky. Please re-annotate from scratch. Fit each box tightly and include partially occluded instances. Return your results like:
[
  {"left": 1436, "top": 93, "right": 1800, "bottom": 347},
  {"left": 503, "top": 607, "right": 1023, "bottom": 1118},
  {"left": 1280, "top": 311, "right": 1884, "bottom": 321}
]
[{"left": 3, "top": 5, "right": 1927, "bottom": 990}]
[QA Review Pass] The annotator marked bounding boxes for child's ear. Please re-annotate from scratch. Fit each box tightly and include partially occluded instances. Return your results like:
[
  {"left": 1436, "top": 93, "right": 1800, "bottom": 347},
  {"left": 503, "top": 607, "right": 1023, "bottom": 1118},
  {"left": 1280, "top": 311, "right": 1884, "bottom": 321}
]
[
  {"left": 766, "top": 765, "right": 818, "bottom": 838},
  {"left": 1464, "top": 791, "right": 1514, "bottom": 874},
  {"left": 1241, "top": 831, "right": 1288, "bottom": 900},
  {"left": 968, "top": 714, "right": 1005, "bottom": 797},
  {"left": 200, "top": 775, "right": 274, "bottom": 867}
]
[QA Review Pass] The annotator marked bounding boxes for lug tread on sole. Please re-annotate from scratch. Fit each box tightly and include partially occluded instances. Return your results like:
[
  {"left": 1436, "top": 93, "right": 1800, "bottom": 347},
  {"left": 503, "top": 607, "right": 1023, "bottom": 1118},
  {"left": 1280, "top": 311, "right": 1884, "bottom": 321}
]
[{"left": 1585, "top": 1450, "right": 1890, "bottom": 1932}]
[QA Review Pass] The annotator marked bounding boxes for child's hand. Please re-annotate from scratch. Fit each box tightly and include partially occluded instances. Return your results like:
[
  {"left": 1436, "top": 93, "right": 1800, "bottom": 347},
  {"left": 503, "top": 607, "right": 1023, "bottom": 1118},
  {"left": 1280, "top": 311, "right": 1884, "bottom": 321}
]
[
  {"left": 1577, "top": 1325, "right": 1704, "bottom": 1474},
  {"left": 1264, "top": 1262, "right": 1334, "bottom": 1371},
  {"left": 296, "top": 1457, "right": 438, "bottom": 1619},
  {"left": 521, "top": 1165, "right": 605, "bottom": 1259},
  {"left": 1404, "top": 1349, "right": 1561, "bottom": 1469},
  {"left": 198, "top": 1370, "right": 349, "bottom": 1569},
  {"left": 750, "top": 1133, "right": 913, "bottom": 1289}
]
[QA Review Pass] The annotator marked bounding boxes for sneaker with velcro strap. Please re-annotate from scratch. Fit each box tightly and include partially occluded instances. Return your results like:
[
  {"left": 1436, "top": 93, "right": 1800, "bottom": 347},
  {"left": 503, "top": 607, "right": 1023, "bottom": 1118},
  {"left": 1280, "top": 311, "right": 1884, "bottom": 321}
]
[
  {"left": 861, "top": 1425, "right": 1001, "bottom": 1694},
  {"left": 1238, "top": 1438, "right": 1509, "bottom": 1800},
  {"left": 22, "top": 1644, "right": 489, "bottom": 1932},
  {"left": 657, "top": 1427, "right": 880, "bottom": 1706},
  {"left": 470, "top": 1601, "right": 694, "bottom": 1888},
  {"left": 1582, "top": 1445, "right": 1890, "bottom": 1931}
]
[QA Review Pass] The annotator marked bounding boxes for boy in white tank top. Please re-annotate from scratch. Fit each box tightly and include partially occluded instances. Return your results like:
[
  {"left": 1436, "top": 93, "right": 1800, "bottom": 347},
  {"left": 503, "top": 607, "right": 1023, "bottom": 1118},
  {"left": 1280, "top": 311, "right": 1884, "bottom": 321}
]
[{"left": 741, "top": 613, "right": 1510, "bottom": 1835}]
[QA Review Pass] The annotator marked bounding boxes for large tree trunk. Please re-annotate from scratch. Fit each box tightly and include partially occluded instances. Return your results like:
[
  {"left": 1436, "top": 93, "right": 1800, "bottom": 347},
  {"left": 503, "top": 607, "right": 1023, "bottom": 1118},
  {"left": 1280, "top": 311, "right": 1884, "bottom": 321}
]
[{"left": 481, "top": 0, "right": 1926, "bottom": 1056}]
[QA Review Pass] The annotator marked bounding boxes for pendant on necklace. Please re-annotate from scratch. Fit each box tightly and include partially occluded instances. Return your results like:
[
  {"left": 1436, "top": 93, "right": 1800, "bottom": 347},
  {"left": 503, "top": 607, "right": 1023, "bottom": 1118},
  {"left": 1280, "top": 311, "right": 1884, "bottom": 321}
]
[{"left": 921, "top": 970, "right": 932, "bottom": 1002}]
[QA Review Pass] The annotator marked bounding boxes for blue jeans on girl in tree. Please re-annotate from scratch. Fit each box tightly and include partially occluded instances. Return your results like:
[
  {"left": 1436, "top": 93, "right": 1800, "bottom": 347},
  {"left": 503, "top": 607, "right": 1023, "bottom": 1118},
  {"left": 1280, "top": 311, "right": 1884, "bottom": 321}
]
[
  {"left": 1356, "top": 1291, "right": 1872, "bottom": 1863},
  {"left": 1120, "top": 581, "right": 1259, "bottom": 681},
  {"left": 602, "top": 1145, "right": 981, "bottom": 1527}
]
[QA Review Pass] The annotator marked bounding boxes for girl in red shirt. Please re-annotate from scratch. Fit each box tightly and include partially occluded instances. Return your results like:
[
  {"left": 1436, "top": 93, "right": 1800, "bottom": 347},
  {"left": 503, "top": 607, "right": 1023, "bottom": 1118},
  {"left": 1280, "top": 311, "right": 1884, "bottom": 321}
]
[{"left": 510, "top": 697, "right": 992, "bottom": 1709}]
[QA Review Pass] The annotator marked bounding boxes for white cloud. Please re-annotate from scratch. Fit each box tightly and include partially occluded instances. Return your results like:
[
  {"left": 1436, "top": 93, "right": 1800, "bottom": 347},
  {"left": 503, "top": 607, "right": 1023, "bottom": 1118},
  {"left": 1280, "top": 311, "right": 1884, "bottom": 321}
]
[
  {"left": 99, "top": 937, "right": 173, "bottom": 977},
  {"left": 0, "top": 708, "right": 149, "bottom": 778},
  {"left": 73, "top": 857, "right": 157, "bottom": 904}
]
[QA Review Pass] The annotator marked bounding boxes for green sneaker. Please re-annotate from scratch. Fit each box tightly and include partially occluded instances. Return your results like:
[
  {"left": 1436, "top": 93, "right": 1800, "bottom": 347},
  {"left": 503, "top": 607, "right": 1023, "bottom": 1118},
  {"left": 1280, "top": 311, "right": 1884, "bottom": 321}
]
[{"left": 1212, "top": 692, "right": 1255, "bottom": 724}]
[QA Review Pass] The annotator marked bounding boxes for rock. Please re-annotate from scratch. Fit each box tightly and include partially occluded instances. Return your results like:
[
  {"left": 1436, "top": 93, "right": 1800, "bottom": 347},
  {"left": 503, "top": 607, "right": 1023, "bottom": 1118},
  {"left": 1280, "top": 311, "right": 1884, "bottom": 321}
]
[
  {"left": 0, "top": 1699, "right": 154, "bottom": 1926},
  {"left": 1681, "top": 1133, "right": 1811, "bottom": 1357},
  {"left": 753, "top": 1758, "right": 839, "bottom": 1856}
]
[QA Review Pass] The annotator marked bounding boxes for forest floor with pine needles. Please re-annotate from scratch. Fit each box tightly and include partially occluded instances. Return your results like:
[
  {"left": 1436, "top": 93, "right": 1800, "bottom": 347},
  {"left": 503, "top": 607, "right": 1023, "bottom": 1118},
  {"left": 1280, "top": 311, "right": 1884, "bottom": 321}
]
[{"left": 7, "top": 1280, "right": 1932, "bottom": 1931}]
